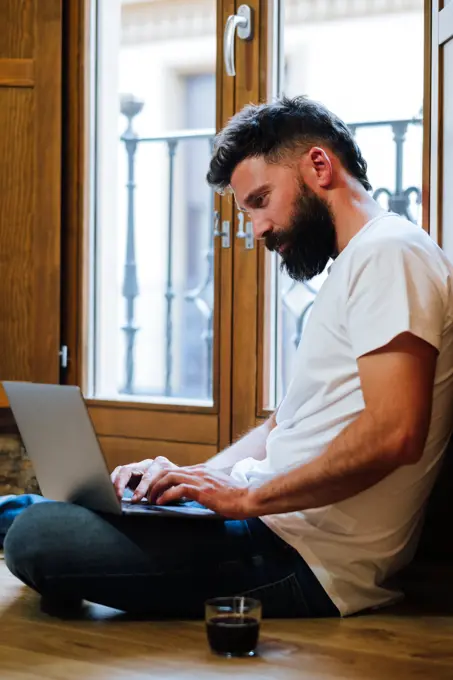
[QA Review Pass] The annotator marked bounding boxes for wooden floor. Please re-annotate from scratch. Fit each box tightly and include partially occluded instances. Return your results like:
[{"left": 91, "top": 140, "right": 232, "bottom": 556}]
[{"left": 1, "top": 560, "right": 453, "bottom": 680}]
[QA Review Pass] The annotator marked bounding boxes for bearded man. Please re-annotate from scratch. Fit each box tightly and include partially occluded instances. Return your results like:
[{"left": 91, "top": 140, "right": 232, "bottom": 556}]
[{"left": 5, "top": 96, "right": 453, "bottom": 619}]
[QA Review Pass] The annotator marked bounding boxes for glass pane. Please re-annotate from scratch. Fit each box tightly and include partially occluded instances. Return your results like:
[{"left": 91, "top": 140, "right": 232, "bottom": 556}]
[
  {"left": 265, "top": 0, "right": 424, "bottom": 409},
  {"left": 89, "top": 0, "right": 216, "bottom": 404}
]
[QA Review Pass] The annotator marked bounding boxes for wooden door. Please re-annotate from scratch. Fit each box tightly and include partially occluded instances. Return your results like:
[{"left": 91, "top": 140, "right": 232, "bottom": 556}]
[
  {"left": 230, "top": 0, "right": 430, "bottom": 441},
  {"left": 61, "top": 0, "right": 237, "bottom": 469},
  {"left": 0, "top": 0, "right": 62, "bottom": 390}
]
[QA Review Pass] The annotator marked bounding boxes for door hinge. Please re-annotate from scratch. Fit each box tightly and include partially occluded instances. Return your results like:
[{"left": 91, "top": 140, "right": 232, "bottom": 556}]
[{"left": 59, "top": 345, "right": 69, "bottom": 369}]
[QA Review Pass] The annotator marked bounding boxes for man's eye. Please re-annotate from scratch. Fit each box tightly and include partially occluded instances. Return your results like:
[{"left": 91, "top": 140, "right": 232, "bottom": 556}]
[{"left": 255, "top": 195, "right": 267, "bottom": 208}]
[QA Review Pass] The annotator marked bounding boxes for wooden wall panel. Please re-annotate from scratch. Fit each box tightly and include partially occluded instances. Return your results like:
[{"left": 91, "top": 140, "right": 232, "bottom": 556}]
[
  {"left": 0, "top": 1, "right": 34, "bottom": 59},
  {"left": 89, "top": 405, "right": 218, "bottom": 445},
  {"left": 0, "top": 88, "right": 34, "bottom": 380},
  {"left": 0, "top": 59, "right": 34, "bottom": 86},
  {"left": 100, "top": 436, "right": 216, "bottom": 472},
  {"left": 0, "top": 0, "right": 61, "bottom": 387}
]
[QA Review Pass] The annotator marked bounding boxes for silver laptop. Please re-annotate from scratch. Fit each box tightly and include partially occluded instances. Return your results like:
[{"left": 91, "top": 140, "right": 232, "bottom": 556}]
[{"left": 2, "top": 381, "right": 220, "bottom": 519}]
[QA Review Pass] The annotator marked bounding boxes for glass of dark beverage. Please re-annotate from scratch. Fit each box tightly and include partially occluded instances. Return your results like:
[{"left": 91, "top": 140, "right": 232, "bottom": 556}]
[{"left": 205, "top": 596, "right": 262, "bottom": 657}]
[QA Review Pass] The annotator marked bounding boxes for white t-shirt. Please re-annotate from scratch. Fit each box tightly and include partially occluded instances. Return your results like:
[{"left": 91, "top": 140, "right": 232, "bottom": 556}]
[{"left": 231, "top": 213, "right": 453, "bottom": 616}]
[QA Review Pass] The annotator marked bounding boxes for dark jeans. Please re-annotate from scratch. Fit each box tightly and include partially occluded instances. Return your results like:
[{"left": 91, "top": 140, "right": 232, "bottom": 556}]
[{"left": 4, "top": 499, "right": 339, "bottom": 619}]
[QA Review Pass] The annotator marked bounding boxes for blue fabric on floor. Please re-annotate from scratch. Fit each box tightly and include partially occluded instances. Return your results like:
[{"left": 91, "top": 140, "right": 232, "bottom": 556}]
[{"left": 0, "top": 494, "right": 50, "bottom": 548}]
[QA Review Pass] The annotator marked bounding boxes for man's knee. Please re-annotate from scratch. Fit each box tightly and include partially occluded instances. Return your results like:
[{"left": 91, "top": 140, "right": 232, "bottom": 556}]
[{"left": 4, "top": 501, "right": 85, "bottom": 586}]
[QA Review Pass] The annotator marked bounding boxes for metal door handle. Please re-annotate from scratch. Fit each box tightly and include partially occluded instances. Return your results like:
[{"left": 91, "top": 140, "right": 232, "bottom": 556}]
[
  {"left": 223, "top": 5, "right": 254, "bottom": 77},
  {"left": 213, "top": 210, "right": 230, "bottom": 248},
  {"left": 236, "top": 212, "right": 254, "bottom": 249}
]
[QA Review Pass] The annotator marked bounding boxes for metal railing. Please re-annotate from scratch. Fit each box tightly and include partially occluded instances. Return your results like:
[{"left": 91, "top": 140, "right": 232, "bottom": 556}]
[
  {"left": 119, "top": 94, "right": 422, "bottom": 398},
  {"left": 120, "top": 95, "right": 216, "bottom": 398}
]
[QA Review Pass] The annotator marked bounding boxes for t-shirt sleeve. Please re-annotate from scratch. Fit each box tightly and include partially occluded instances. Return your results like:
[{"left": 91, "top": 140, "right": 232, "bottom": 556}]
[{"left": 345, "top": 239, "right": 446, "bottom": 359}]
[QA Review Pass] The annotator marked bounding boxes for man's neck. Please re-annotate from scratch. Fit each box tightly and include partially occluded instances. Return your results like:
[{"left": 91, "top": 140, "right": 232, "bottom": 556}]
[{"left": 331, "top": 182, "right": 386, "bottom": 254}]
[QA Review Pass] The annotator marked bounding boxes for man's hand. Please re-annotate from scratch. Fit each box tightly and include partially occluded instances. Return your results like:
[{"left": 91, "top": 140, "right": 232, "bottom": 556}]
[
  {"left": 148, "top": 465, "right": 255, "bottom": 519},
  {"left": 111, "top": 457, "right": 178, "bottom": 502}
]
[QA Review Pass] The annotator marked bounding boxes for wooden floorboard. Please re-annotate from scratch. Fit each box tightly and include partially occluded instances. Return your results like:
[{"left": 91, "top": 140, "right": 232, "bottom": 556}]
[{"left": 0, "top": 560, "right": 453, "bottom": 679}]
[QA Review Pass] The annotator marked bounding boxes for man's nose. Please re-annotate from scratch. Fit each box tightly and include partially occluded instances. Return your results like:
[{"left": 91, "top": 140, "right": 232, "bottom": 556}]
[{"left": 252, "top": 217, "right": 272, "bottom": 241}]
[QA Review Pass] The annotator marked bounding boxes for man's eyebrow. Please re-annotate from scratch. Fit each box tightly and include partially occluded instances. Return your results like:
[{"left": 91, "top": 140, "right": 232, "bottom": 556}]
[{"left": 240, "top": 184, "right": 271, "bottom": 211}]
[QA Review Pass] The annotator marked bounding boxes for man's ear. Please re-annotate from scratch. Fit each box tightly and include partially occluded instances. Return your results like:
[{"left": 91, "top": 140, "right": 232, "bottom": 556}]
[{"left": 306, "top": 146, "right": 333, "bottom": 188}]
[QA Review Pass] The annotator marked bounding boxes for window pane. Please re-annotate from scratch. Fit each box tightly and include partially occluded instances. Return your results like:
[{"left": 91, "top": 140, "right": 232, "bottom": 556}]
[
  {"left": 89, "top": 0, "right": 216, "bottom": 404},
  {"left": 264, "top": 0, "right": 424, "bottom": 409}
]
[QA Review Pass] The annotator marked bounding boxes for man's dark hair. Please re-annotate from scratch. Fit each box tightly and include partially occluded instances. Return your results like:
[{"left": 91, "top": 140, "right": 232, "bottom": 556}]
[{"left": 206, "top": 95, "right": 372, "bottom": 192}]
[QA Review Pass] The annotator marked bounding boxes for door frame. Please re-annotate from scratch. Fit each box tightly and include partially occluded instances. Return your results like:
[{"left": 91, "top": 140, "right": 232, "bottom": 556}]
[{"left": 430, "top": 0, "right": 453, "bottom": 247}]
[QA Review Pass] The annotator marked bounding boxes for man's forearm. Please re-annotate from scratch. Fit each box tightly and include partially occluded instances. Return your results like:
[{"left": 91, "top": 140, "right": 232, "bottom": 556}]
[
  {"left": 206, "top": 412, "right": 277, "bottom": 472},
  {"left": 248, "top": 410, "right": 416, "bottom": 516}
]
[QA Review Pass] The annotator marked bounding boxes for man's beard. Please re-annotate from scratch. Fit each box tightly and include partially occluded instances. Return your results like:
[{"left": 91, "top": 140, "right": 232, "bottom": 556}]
[{"left": 265, "top": 182, "right": 337, "bottom": 282}]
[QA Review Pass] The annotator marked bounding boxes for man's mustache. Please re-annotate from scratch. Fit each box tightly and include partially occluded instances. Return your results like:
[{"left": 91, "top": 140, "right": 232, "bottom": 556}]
[{"left": 265, "top": 230, "right": 290, "bottom": 253}]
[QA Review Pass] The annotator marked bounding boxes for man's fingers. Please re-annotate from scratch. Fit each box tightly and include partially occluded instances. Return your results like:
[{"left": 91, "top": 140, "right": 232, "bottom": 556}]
[
  {"left": 156, "top": 483, "right": 200, "bottom": 506},
  {"left": 148, "top": 471, "right": 186, "bottom": 503},
  {"left": 149, "top": 471, "right": 203, "bottom": 504},
  {"left": 131, "top": 463, "right": 173, "bottom": 502},
  {"left": 131, "top": 472, "right": 156, "bottom": 503},
  {"left": 113, "top": 468, "right": 133, "bottom": 500}
]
